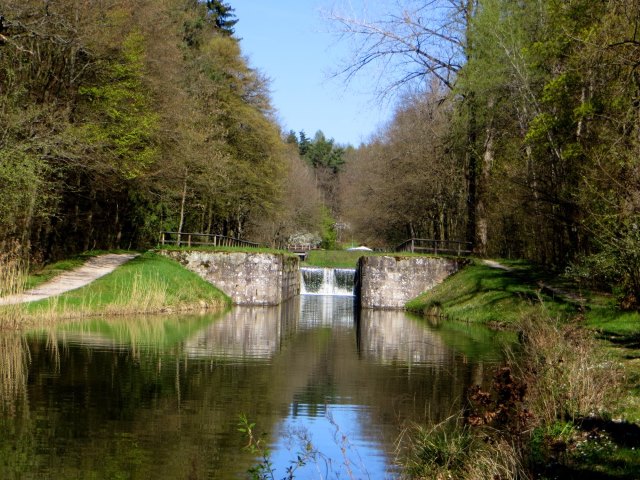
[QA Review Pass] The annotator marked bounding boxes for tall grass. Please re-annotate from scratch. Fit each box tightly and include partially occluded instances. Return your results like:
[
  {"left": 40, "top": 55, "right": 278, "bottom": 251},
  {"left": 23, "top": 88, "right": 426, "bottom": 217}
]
[
  {"left": 0, "top": 248, "right": 28, "bottom": 329},
  {"left": 516, "top": 313, "right": 624, "bottom": 425},
  {"left": 398, "top": 414, "right": 522, "bottom": 480},
  {"left": 22, "top": 252, "right": 231, "bottom": 323},
  {"left": 103, "top": 271, "right": 169, "bottom": 316}
]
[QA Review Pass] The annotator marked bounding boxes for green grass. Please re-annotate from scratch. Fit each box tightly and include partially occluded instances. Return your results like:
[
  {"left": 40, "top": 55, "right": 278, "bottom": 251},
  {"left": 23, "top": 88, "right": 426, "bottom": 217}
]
[
  {"left": 302, "top": 249, "right": 458, "bottom": 268},
  {"left": 405, "top": 259, "right": 579, "bottom": 327},
  {"left": 405, "top": 258, "right": 640, "bottom": 477},
  {"left": 585, "top": 299, "right": 640, "bottom": 336},
  {"left": 302, "top": 249, "right": 369, "bottom": 268},
  {"left": 23, "top": 251, "right": 230, "bottom": 319}
]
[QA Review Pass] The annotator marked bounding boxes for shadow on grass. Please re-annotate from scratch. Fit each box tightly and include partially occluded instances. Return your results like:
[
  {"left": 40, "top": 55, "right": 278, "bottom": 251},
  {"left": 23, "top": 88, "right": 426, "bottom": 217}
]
[
  {"left": 577, "top": 417, "right": 640, "bottom": 449},
  {"left": 597, "top": 332, "right": 640, "bottom": 352},
  {"left": 535, "top": 417, "right": 640, "bottom": 480}
]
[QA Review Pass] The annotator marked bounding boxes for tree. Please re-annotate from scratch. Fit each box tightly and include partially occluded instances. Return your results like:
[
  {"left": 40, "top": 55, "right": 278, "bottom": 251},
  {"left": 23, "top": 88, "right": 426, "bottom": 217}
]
[
  {"left": 328, "top": 1, "right": 491, "bottom": 252},
  {"left": 304, "top": 131, "right": 345, "bottom": 171},
  {"left": 0, "top": 0, "right": 290, "bottom": 260},
  {"left": 248, "top": 144, "right": 323, "bottom": 246},
  {"left": 206, "top": 0, "right": 238, "bottom": 35},
  {"left": 328, "top": 0, "right": 472, "bottom": 94},
  {"left": 298, "top": 130, "right": 311, "bottom": 156},
  {"left": 340, "top": 88, "right": 464, "bottom": 246}
]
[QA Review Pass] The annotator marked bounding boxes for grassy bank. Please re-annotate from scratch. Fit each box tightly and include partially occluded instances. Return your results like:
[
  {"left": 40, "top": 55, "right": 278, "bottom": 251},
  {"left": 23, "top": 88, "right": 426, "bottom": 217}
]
[
  {"left": 302, "top": 249, "right": 368, "bottom": 268},
  {"left": 405, "top": 259, "right": 581, "bottom": 328},
  {"left": 1, "top": 252, "right": 230, "bottom": 327},
  {"left": 302, "top": 249, "right": 456, "bottom": 268},
  {"left": 401, "top": 259, "right": 640, "bottom": 478}
]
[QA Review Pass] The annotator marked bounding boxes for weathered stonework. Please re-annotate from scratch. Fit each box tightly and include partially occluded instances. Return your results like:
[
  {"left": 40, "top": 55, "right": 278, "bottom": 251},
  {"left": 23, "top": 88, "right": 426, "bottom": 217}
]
[
  {"left": 159, "top": 250, "right": 300, "bottom": 305},
  {"left": 356, "top": 255, "right": 463, "bottom": 309}
]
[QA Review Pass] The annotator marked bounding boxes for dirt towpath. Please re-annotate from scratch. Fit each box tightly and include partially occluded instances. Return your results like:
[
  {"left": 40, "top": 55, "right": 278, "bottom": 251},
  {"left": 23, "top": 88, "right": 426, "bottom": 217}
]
[
  {"left": 482, "top": 259, "right": 513, "bottom": 271},
  {"left": 482, "top": 258, "right": 585, "bottom": 307},
  {"left": 0, "top": 253, "right": 138, "bottom": 305}
]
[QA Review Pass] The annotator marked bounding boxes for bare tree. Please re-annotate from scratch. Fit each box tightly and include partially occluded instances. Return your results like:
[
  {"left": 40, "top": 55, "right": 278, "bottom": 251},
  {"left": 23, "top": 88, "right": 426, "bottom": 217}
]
[
  {"left": 340, "top": 88, "right": 465, "bottom": 246},
  {"left": 327, "top": 0, "right": 488, "bottom": 251},
  {"left": 327, "top": 0, "right": 475, "bottom": 96}
]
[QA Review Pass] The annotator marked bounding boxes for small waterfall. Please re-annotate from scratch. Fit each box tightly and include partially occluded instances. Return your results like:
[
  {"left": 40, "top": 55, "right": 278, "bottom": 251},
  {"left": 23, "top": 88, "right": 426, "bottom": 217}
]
[{"left": 300, "top": 267, "right": 355, "bottom": 296}]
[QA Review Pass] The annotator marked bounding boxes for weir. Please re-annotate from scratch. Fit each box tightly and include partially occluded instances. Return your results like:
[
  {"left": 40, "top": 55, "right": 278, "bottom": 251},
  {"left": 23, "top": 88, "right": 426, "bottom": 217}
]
[{"left": 300, "top": 267, "right": 356, "bottom": 296}]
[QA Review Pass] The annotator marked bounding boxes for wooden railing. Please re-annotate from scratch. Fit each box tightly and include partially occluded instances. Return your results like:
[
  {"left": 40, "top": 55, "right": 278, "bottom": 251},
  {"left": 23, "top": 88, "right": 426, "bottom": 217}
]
[
  {"left": 395, "top": 238, "right": 473, "bottom": 256},
  {"left": 159, "top": 231, "right": 260, "bottom": 249}
]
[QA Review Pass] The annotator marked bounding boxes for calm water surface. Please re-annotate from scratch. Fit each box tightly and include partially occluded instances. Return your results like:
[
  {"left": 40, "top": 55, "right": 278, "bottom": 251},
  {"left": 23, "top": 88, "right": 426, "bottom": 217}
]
[{"left": 0, "top": 296, "right": 511, "bottom": 479}]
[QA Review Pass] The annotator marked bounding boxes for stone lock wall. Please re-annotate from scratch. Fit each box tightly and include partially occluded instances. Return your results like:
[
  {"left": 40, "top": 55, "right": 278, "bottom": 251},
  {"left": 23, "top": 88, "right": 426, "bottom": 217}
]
[
  {"left": 356, "top": 255, "right": 463, "bottom": 309},
  {"left": 160, "top": 250, "right": 300, "bottom": 305}
]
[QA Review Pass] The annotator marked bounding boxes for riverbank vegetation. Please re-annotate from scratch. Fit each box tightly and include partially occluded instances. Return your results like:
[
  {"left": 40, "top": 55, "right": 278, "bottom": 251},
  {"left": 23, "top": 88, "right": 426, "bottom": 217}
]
[
  {"left": 403, "top": 260, "right": 640, "bottom": 478},
  {"left": 0, "top": 252, "right": 230, "bottom": 328},
  {"left": 406, "top": 260, "right": 580, "bottom": 327}
]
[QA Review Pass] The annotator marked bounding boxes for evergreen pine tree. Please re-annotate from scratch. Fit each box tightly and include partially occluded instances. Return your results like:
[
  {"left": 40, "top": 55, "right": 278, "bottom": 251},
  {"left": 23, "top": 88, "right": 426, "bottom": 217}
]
[{"left": 206, "top": 0, "right": 238, "bottom": 35}]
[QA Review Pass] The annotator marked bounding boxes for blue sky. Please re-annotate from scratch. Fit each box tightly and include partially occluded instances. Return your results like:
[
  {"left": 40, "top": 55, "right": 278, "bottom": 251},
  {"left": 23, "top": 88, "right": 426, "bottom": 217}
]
[{"left": 232, "top": 1, "right": 392, "bottom": 146}]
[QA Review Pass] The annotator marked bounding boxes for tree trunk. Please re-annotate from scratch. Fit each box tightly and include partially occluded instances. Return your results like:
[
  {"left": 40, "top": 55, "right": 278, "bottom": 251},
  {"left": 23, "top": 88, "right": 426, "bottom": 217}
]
[
  {"left": 177, "top": 169, "right": 188, "bottom": 246},
  {"left": 476, "top": 105, "right": 495, "bottom": 256},
  {"left": 465, "top": 93, "right": 479, "bottom": 252}
]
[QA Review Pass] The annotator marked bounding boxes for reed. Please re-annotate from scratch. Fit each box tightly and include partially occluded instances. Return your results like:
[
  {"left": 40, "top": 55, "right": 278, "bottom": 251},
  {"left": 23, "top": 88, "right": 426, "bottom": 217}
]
[
  {"left": 0, "top": 249, "right": 28, "bottom": 329},
  {"left": 103, "top": 271, "right": 170, "bottom": 316}
]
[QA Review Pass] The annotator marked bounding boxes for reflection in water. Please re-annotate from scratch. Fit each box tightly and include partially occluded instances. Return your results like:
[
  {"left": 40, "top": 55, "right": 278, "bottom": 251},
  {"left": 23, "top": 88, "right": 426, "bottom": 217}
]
[
  {"left": 0, "top": 334, "right": 29, "bottom": 416},
  {"left": 299, "top": 295, "right": 354, "bottom": 329},
  {"left": 0, "top": 297, "right": 507, "bottom": 479},
  {"left": 185, "top": 306, "right": 283, "bottom": 359},
  {"left": 358, "top": 309, "right": 452, "bottom": 365}
]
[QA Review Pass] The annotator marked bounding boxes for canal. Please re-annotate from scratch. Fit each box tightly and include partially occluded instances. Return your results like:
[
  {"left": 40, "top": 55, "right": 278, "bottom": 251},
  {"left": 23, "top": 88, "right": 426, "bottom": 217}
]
[{"left": 0, "top": 295, "right": 511, "bottom": 479}]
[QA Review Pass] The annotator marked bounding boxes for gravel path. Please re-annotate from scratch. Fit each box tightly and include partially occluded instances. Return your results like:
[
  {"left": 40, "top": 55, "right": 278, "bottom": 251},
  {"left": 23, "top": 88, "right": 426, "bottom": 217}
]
[
  {"left": 482, "top": 259, "right": 513, "bottom": 271},
  {"left": 0, "top": 253, "right": 138, "bottom": 305}
]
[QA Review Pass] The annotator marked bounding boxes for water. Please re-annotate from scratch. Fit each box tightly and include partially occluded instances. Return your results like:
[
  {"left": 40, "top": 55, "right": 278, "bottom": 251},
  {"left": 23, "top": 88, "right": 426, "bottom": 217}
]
[
  {"left": 0, "top": 296, "right": 511, "bottom": 479},
  {"left": 300, "top": 267, "right": 356, "bottom": 296}
]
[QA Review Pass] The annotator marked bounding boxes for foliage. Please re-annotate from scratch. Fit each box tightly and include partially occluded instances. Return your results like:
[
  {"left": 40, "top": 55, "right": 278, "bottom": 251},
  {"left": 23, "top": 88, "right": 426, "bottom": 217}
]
[
  {"left": 340, "top": 88, "right": 465, "bottom": 247},
  {"left": 319, "top": 207, "right": 338, "bottom": 250},
  {"left": 206, "top": 0, "right": 238, "bottom": 35},
  {"left": 332, "top": 0, "right": 640, "bottom": 304},
  {"left": 77, "top": 30, "right": 159, "bottom": 180},
  {"left": 0, "top": 0, "right": 313, "bottom": 262},
  {"left": 400, "top": 304, "right": 630, "bottom": 479}
]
